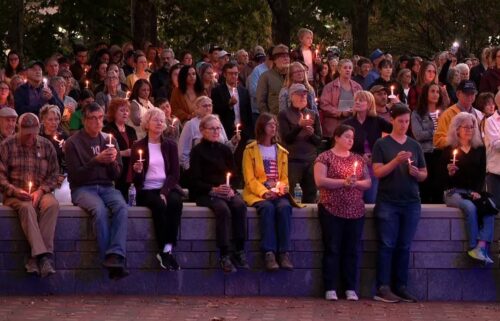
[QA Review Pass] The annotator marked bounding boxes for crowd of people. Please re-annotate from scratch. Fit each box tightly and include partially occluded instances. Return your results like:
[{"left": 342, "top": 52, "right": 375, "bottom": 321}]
[{"left": 1, "top": 27, "right": 500, "bottom": 302}]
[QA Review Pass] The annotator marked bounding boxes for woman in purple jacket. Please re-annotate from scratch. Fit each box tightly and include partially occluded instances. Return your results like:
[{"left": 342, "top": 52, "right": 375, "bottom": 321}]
[{"left": 130, "top": 107, "right": 184, "bottom": 271}]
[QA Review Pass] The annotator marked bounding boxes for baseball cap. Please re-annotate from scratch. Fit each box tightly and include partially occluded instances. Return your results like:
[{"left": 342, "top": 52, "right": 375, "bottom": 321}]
[
  {"left": 369, "top": 49, "right": 384, "bottom": 62},
  {"left": 0, "top": 107, "right": 18, "bottom": 118},
  {"left": 370, "top": 85, "right": 390, "bottom": 94},
  {"left": 18, "top": 113, "right": 40, "bottom": 135},
  {"left": 209, "top": 45, "right": 223, "bottom": 53},
  {"left": 289, "top": 83, "right": 308, "bottom": 96},
  {"left": 272, "top": 44, "right": 289, "bottom": 58},
  {"left": 27, "top": 60, "right": 44, "bottom": 69},
  {"left": 218, "top": 50, "right": 230, "bottom": 59},
  {"left": 457, "top": 80, "right": 477, "bottom": 94}
]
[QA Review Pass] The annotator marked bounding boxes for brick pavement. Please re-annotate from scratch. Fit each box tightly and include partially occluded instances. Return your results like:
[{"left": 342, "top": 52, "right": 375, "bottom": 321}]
[{"left": 0, "top": 296, "right": 499, "bottom": 321}]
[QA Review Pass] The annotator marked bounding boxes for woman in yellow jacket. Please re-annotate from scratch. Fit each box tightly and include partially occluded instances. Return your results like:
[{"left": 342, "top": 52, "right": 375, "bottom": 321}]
[{"left": 242, "top": 112, "right": 294, "bottom": 272}]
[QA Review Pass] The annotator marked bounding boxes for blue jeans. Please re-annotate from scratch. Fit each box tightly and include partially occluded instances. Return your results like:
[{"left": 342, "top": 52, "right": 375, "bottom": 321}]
[
  {"left": 375, "top": 201, "right": 421, "bottom": 289},
  {"left": 72, "top": 185, "right": 128, "bottom": 259},
  {"left": 363, "top": 167, "right": 378, "bottom": 204},
  {"left": 254, "top": 197, "right": 292, "bottom": 253},
  {"left": 444, "top": 189, "right": 495, "bottom": 249}
]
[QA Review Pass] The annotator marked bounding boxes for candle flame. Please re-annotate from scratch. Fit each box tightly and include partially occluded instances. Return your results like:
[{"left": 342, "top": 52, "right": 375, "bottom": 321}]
[{"left": 453, "top": 149, "right": 458, "bottom": 156}]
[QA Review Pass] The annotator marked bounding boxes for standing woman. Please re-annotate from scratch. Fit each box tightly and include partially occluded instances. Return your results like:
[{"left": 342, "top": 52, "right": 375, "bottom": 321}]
[
  {"left": 125, "top": 51, "right": 151, "bottom": 91},
  {"left": 103, "top": 98, "right": 137, "bottom": 201},
  {"left": 278, "top": 61, "right": 318, "bottom": 113},
  {"left": 0, "top": 80, "right": 14, "bottom": 109},
  {"left": 320, "top": 59, "right": 363, "bottom": 142},
  {"left": 95, "top": 70, "right": 127, "bottom": 113},
  {"left": 170, "top": 65, "right": 204, "bottom": 123},
  {"left": 411, "top": 83, "right": 444, "bottom": 203},
  {"left": 314, "top": 124, "right": 371, "bottom": 301},
  {"left": 242, "top": 113, "right": 295, "bottom": 271},
  {"left": 343, "top": 90, "right": 392, "bottom": 203},
  {"left": 396, "top": 69, "right": 412, "bottom": 104},
  {"left": 441, "top": 113, "right": 493, "bottom": 263},
  {"left": 480, "top": 46, "right": 500, "bottom": 94},
  {"left": 483, "top": 92, "right": 500, "bottom": 234},
  {"left": 130, "top": 107, "right": 183, "bottom": 271},
  {"left": 127, "top": 79, "right": 155, "bottom": 139},
  {"left": 190, "top": 114, "right": 249, "bottom": 273},
  {"left": 408, "top": 61, "right": 450, "bottom": 110},
  {"left": 199, "top": 63, "right": 217, "bottom": 98},
  {"left": 2, "top": 51, "right": 23, "bottom": 83}
]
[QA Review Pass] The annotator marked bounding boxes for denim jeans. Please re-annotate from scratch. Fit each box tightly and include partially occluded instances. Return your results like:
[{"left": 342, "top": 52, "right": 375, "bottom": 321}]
[
  {"left": 72, "top": 185, "right": 128, "bottom": 259},
  {"left": 375, "top": 201, "right": 421, "bottom": 289},
  {"left": 318, "top": 204, "right": 364, "bottom": 291},
  {"left": 363, "top": 168, "right": 378, "bottom": 204},
  {"left": 444, "top": 188, "right": 495, "bottom": 249},
  {"left": 254, "top": 197, "right": 292, "bottom": 253}
]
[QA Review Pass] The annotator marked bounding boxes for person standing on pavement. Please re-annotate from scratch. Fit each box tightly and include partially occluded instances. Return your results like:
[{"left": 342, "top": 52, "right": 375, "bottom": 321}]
[{"left": 372, "top": 104, "right": 427, "bottom": 303}]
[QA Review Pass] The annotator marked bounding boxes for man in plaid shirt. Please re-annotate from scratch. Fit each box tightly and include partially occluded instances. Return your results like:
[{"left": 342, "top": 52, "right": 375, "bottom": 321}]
[{"left": 0, "top": 112, "right": 60, "bottom": 277}]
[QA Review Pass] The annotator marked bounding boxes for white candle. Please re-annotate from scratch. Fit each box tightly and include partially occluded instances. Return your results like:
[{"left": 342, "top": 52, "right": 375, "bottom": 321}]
[
  {"left": 232, "top": 87, "right": 237, "bottom": 97},
  {"left": 390, "top": 86, "right": 395, "bottom": 97},
  {"left": 235, "top": 123, "right": 241, "bottom": 135},
  {"left": 171, "top": 117, "right": 178, "bottom": 128},
  {"left": 353, "top": 161, "right": 358, "bottom": 176},
  {"left": 408, "top": 158, "right": 412, "bottom": 166},
  {"left": 226, "top": 172, "right": 231, "bottom": 186},
  {"left": 305, "top": 114, "right": 310, "bottom": 120},
  {"left": 85, "top": 80, "right": 89, "bottom": 89},
  {"left": 107, "top": 133, "right": 114, "bottom": 147},
  {"left": 28, "top": 181, "right": 32, "bottom": 194},
  {"left": 138, "top": 149, "right": 143, "bottom": 162},
  {"left": 43, "top": 77, "right": 48, "bottom": 88},
  {"left": 452, "top": 149, "right": 458, "bottom": 165}
]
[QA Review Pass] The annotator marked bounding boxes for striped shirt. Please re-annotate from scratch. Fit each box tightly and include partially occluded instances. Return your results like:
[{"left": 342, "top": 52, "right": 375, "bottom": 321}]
[{"left": 0, "top": 135, "right": 60, "bottom": 197}]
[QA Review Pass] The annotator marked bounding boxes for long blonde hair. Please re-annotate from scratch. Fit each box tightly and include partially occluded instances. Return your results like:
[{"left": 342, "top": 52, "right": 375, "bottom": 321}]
[{"left": 283, "top": 61, "right": 314, "bottom": 92}]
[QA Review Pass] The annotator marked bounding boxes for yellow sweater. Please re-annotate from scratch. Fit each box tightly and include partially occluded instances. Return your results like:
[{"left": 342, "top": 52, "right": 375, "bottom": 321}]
[{"left": 433, "top": 104, "right": 483, "bottom": 149}]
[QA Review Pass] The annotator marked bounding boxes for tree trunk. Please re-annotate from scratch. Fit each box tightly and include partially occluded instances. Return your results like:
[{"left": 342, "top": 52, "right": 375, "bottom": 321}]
[
  {"left": 267, "top": 0, "right": 290, "bottom": 47},
  {"left": 350, "top": 0, "right": 373, "bottom": 56},
  {"left": 131, "top": 0, "right": 158, "bottom": 50},
  {"left": 7, "top": 0, "right": 24, "bottom": 54}
]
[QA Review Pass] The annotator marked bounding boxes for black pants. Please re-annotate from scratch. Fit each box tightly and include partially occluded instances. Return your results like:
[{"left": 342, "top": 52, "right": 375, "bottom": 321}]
[
  {"left": 196, "top": 194, "right": 247, "bottom": 251},
  {"left": 288, "top": 159, "right": 317, "bottom": 203},
  {"left": 419, "top": 150, "right": 443, "bottom": 204},
  {"left": 137, "top": 189, "right": 183, "bottom": 250},
  {"left": 318, "top": 204, "right": 364, "bottom": 291}
]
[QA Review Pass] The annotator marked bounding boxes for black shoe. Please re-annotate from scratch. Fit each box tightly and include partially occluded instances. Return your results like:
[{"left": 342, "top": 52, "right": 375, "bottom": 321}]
[
  {"left": 231, "top": 250, "right": 250, "bottom": 269},
  {"left": 156, "top": 252, "right": 180, "bottom": 271},
  {"left": 220, "top": 255, "right": 237, "bottom": 273},
  {"left": 38, "top": 255, "right": 56, "bottom": 278},
  {"left": 109, "top": 267, "right": 130, "bottom": 280},
  {"left": 373, "top": 285, "right": 401, "bottom": 303},
  {"left": 102, "top": 254, "right": 125, "bottom": 269},
  {"left": 394, "top": 286, "right": 418, "bottom": 303}
]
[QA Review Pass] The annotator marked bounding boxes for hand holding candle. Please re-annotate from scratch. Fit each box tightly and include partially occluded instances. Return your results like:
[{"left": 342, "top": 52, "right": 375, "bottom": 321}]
[
  {"left": 107, "top": 133, "right": 114, "bottom": 148},
  {"left": 452, "top": 149, "right": 458, "bottom": 165},
  {"left": 138, "top": 149, "right": 144, "bottom": 162},
  {"left": 235, "top": 123, "right": 241, "bottom": 136},
  {"left": 28, "top": 181, "right": 33, "bottom": 194}
]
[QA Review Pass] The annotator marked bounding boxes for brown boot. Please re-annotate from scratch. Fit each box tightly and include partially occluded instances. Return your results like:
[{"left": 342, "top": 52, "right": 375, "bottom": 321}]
[
  {"left": 264, "top": 252, "right": 279, "bottom": 271},
  {"left": 278, "top": 252, "right": 294, "bottom": 270}
]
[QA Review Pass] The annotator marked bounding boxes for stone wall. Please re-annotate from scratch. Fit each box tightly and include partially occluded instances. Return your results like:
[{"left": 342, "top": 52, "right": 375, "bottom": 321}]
[{"left": 0, "top": 204, "right": 499, "bottom": 301}]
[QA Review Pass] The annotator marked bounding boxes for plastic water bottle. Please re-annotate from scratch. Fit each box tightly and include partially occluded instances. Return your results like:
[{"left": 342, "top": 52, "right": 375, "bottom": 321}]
[
  {"left": 128, "top": 184, "right": 136, "bottom": 206},
  {"left": 294, "top": 183, "right": 303, "bottom": 204}
]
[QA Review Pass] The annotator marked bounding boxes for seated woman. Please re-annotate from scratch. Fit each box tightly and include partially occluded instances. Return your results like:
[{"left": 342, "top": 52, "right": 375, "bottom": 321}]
[
  {"left": 130, "top": 107, "right": 184, "bottom": 271},
  {"left": 190, "top": 114, "right": 248, "bottom": 273},
  {"left": 440, "top": 112, "right": 493, "bottom": 264},
  {"left": 314, "top": 124, "right": 371, "bottom": 301},
  {"left": 178, "top": 96, "right": 239, "bottom": 171},
  {"left": 242, "top": 113, "right": 296, "bottom": 271},
  {"left": 156, "top": 97, "right": 181, "bottom": 143},
  {"left": 103, "top": 98, "right": 137, "bottom": 201}
]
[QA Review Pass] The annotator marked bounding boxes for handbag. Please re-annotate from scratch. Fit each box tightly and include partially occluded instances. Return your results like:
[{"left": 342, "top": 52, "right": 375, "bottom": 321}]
[{"left": 461, "top": 191, "right": 499, "bottom": 218}]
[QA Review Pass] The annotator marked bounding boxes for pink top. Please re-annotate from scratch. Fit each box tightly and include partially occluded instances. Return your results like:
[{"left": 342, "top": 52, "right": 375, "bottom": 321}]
[{"left": 315, "top": 150, "right": 367, "bottom": 219}]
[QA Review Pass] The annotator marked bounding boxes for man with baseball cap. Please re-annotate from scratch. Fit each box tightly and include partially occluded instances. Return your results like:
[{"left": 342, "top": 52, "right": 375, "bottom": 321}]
[
  {"left": 370, "top": 85, "right": 394, "bottom": 123},
  {"left": 257, "top": 44, "right": 290, "bottom": 115},
  {"left": 434, "top": 80, "right": 483, "bottom": 149},
  {"left": 0, "top": 107, "right": 18, "bottom": 142},
  {"left": 0, "top": 113, "right": 60, "bottom": 277},
  {"left": 14, "top": 60, "right": 64, "bottom": 117},
  {"left": 364, "top": 49, "right": 386, "bottom": 89}
]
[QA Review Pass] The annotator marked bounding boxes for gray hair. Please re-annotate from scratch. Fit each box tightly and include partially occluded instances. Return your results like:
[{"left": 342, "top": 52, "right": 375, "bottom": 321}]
[
  {"left": 49, "top": 76, "right": 65, "bottom": 87},
  {"left": 39, "top": 104, "right": 61, "bottom": 120},
  {"left": 199, "top": 114, "right": 221, "bottom": 131},
  {"left": 446, "top": 112, "right": 483, "bottom": 148},
  {"left": 141, "top": 107, "right": 166, "bottom": 132},
  {"left": 455, "top": 63, "right": 470, "bottom": 74}
]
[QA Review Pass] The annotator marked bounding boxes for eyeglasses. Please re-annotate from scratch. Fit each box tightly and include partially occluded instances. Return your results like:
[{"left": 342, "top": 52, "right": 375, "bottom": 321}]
[
  {"left": 459, "top": 126, "right": 474, "bottom": 130},
  {"left": 0, "top": 87, "right": 10, "bottom": 91},
  {"left": 200, "top": 103, "right": 212, "bottom": 108},
  {"left": 204, "top": 127, "right": 222, "bottom": 132}
]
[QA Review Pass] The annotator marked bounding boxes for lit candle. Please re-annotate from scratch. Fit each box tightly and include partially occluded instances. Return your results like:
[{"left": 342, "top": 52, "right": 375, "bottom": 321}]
[
  {"left": 353, "top": 161, "right": 358, "bottom": 176},
  {"left": 28, "top": 181, "right": 32, "bottom": 194},
  {"left": 84, "top": 67, "right": 88, "bottom": 75},
  {"left": 235, "top": 123, "right": 241, "bottom": 135},
  {"left": 85, "top": 80, "right": 89, "bottom": 88},
  {"left": 53, "top": 135, "right": 63, "bottom": 145},
  {"left": 148, "top": 62, "right": 152, "bottom": 69},
  {"left": 107, "top": 133, "right": 114, "bottom": 147},
  {"left": 390, "top": 86, "right": 395, "bottom": 97},
  {"left": 436, "top": 110, "right": 440, "bottom": 118},
  {"left": 305, "top": 114, "right": 310, "bottom": 120},
  {"left": 452, "top": 149, "right": 458, "bottom": 165},
  {"left": 43, "top": 77, "right": 48, "bottom": 88},
  {"left": 232, "top": 87, "right": 237, "bottom": 97},
  {"left": 171, "top": 117, "right": 178, "bottom": 128},
  {"left": 138, "top": 149, "right": 143, "bottom": 162},
  {"left": 226, "top": 172, "right": 231, "bottom": 186},
  {"left": 315, "top": 49, "right": 319, "bottom": 56},
  {"left": 408, "top": 158, "right": 413, "bottom": 167}
]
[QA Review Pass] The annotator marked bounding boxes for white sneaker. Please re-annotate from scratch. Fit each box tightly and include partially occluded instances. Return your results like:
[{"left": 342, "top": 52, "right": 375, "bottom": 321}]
[
  {"left": 325, "top": 290, "right": 338, "bottom": 301},
  {"left": 346, "top": 290, "right": 359, "bottom": 301}
]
